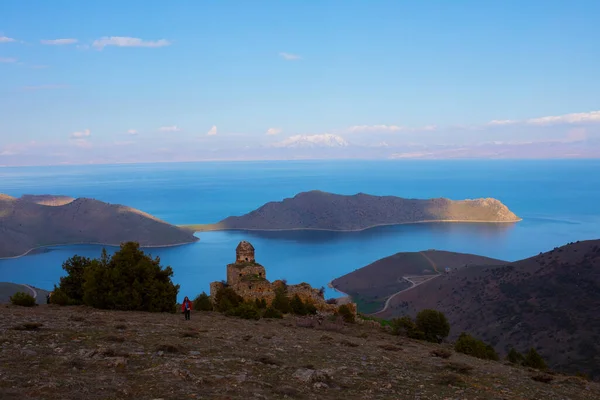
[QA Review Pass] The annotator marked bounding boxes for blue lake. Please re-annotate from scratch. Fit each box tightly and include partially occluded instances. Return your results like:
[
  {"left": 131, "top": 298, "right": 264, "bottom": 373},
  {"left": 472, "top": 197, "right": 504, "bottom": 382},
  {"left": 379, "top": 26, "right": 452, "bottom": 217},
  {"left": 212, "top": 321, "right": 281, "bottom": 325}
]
[{"left": 1, "top": 160, "right": 599, "bottom": 302}]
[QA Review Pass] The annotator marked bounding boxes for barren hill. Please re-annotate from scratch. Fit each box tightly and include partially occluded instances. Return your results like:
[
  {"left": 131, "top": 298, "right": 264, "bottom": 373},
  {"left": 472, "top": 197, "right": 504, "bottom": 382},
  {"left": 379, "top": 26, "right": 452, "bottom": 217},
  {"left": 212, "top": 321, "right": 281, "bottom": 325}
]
[
  {"left": 1, "top": 305, "right": 598, "bottom": 399},
  {"left": 0, "top": 194, "right": 198, "bottom": 258},
  {"left": 190, "top": 190, "right": 521, "bottom": 232},
  {"left": 331, "top": 250, "right": 506, "bottom": 314},
  {"left": 371, "top": 240, "right": 600, "bottom": 379}
]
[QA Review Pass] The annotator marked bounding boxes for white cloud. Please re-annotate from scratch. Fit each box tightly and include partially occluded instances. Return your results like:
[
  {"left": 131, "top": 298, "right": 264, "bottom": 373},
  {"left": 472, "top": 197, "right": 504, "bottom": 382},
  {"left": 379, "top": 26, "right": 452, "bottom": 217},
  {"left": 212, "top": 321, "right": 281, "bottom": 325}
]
[
  {"left": 0, "top": 57, "right": 17, "bottom": 63},
  {"left": 526, "top": 110, "right": 600, "bottom": 125},
  {"left": 0, "top": 36, "right": 16, "bottom": 43},
  {"left": 488, "top": 119, "right": 518, "bottom": 126},
  {"left": 279, "top": 52, "right": 302, "bottom": 61},
  {"left": 127, "top": 129, "right": 138, "bottom": 135},
  {"left": 40, "top": 38, "right": 78, "bottom": 45},
  {"left": 348, "top": 124, "right": 436, "bottom": 133},
  {"left": 92, "top": 36, "right": 171, "bottom": 50},
  {"left": 0, "top": 150, "right": 16, "bottom": 156},
  {"left": 70, "top": 129, "right": 91, "bottom": 138},
  {"left": 22, "top": 84, "right": 68, "bottom": 91},
  {"left": 207, "top": 125, "right": 218, "bottom": 136},
  {"left": 266, "top": 128, "right": 282, "bottom": 135},
  {"left": 487, "top": 111, "right": 600, "bottom": 127},
  {"left": 159, "top": 125, "right": 181, "bottom": 132},
  {"left": 348, "top": 124, "right": 404, "bottom": 133},
  {"left": 273, "top": 133, "right": 349, "bottom": 148}
]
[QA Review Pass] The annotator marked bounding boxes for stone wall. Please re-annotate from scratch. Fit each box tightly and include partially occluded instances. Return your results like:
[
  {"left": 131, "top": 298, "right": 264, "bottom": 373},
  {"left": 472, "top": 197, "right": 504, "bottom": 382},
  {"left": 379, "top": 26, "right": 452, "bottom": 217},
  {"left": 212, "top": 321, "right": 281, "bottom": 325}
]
[
  {"left": 231, "top": 280, "right": 275, "bottom": 303},
  {"left": 209, "top": 281, "right": 225, "bottom": 299},
  {"left": 226, "top": 263, "right": 266, "bottom": 286}
]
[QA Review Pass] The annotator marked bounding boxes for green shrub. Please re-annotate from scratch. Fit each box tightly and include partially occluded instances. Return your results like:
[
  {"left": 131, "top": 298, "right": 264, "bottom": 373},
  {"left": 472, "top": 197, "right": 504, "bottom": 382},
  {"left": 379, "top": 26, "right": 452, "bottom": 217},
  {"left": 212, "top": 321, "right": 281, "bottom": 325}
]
[
  {"left": 49, "top": 287, "right": 75, "bottom": 306},
  {"left": 337, "top": 304, "right": 355, "bottom": 323},
  {"left": 193, "top": 292, "right": 213, "bottom": 311},
  {"left": 10, "top": 292, "right": 36, "bottom": 307},
  {"left": 290, "top": 295, "right": 308, "bottom": 315},
  {"left": 81, "top": 243, "right": 179, "bottom": 312},
  {"left": 263, "top": 306, "right": 283, "bottom": 319},
  {"left": 523, "top": 348, "right": 547, "bottom": 370},
  {"left": 254, "top": 298, "right": 267, "bottom": 309},
  {"left": 214, "top": 287, "right": 243, "bottom": 313},
  {"left": 507, "top": 348, "right": 524, "bottom": 365},
  {"left": 271, "top": 287, "right": 291, "bottom": 314},
  {"left": 415, "top": 309, "right": 450, "bottom": 343},
  {"left": 58, "top": 255, "right": 93, "bottom": 304},
  {"left": 227, "top": 302, "right": 261, "bottom": 320},
  {"left": 390, "top": 316, "right": 418, "bottom": 336},
  {"left": 454, "top": 333, "right": 499, "bottom": 361},
  {"left": 305, "top": 301, "right": 317, "bottom": 315}
]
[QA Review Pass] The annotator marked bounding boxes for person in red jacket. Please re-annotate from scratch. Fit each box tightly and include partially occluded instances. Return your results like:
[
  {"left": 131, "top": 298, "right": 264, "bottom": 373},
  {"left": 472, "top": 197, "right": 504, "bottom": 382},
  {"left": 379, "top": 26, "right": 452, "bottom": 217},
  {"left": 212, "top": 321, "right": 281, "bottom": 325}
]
[{"left": 182, "top": 296, "right": 192, "bottom": 320}]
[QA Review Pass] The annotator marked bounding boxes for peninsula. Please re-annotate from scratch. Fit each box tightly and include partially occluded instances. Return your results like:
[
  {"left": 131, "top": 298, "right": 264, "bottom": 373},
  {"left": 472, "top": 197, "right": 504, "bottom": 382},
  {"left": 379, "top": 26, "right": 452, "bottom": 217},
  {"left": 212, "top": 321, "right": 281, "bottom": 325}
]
[
  {"left": 0, "top": 194, "right": 198, "bottom": 258},
  {"left": 187, "top": 190, "right": 521, "bottom": 232}
]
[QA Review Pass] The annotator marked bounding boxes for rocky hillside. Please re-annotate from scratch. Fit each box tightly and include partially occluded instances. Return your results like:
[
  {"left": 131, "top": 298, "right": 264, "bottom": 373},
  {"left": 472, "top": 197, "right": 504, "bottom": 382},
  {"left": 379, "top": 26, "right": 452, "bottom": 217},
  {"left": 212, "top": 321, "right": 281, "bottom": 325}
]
[
  {"left": 1, "top": 305, "right": 598, "bottom": 399},
  {"left": 331, "top": 250, "right": 507, "bottom": 314},
  {"left": 0, "top": 194, "right": 198, "bottom": 258},
  {"left": 375, "top": 240, "right": 600, "bottom": 380},
  {"left": 193, "top": 191, "right": 521, "bottom": 231}
]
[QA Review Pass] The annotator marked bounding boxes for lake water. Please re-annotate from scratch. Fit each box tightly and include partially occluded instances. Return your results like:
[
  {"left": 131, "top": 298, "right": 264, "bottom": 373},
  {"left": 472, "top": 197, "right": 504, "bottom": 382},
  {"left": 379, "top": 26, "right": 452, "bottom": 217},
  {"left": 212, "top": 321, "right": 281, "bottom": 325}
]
[{"left": 1, "top": 160, "right": 599, "bottom": 303}]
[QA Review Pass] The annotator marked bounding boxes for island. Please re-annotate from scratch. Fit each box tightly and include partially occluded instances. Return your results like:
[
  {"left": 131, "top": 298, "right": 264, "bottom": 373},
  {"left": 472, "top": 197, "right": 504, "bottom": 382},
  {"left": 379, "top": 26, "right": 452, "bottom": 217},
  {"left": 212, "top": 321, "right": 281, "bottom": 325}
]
[
  {"left": 0, "top": 194, "right": 199, "bottom": 258},
  {"left": 186, "top": 190, "right": 521, "bottom": 232}
]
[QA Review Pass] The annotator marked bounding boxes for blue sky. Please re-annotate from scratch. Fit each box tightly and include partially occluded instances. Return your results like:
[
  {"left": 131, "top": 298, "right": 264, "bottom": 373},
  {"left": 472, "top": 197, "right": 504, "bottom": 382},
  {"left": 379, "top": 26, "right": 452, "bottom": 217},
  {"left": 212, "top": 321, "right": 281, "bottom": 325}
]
[{"left": 1, "top": 0, "right": 600, "bottom": 165}]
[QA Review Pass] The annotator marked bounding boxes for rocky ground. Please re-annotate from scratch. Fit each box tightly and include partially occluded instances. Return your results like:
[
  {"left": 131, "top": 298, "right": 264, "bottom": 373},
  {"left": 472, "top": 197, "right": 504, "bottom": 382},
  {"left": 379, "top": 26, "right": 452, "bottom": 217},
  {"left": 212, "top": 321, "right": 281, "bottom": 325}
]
[{"left": 1, "top": 305, "right": 598, "bottom": 400}]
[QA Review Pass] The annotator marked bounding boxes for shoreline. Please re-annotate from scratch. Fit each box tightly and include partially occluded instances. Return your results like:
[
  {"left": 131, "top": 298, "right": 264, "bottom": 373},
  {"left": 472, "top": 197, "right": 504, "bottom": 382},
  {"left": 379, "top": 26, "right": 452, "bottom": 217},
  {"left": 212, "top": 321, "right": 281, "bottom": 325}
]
[
  {"left": 183, "top": 217, "right": 523, "bottom": 233},
  {"left": 0, "top": 238, "right": 199, "bottom": 261},
  {"left": 328, "top": 281, "right": 353, "bottom": 303}
]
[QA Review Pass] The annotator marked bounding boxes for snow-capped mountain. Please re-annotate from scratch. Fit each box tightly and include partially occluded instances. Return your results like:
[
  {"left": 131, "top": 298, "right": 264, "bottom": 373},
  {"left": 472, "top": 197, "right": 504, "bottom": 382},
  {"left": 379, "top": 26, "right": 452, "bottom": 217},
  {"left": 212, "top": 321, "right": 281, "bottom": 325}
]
[{"left": 272, "top": 134, "right": 350, "bottom": 148}]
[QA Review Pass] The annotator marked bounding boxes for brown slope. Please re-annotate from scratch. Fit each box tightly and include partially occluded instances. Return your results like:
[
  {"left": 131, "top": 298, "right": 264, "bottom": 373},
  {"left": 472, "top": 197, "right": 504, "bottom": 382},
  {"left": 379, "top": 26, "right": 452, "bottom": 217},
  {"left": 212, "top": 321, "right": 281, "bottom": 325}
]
[
  {"left": 331, "top": 250, "right": 506, "bottom": 314},
  {"left": 0, "top": 194, "right": 198, "bottom": 258},
  {"left": 379, "top": 240, "right": 600, "bottom": 379},
  {"left": 197, "top": 190, "right": 521, "bottom": 231}
]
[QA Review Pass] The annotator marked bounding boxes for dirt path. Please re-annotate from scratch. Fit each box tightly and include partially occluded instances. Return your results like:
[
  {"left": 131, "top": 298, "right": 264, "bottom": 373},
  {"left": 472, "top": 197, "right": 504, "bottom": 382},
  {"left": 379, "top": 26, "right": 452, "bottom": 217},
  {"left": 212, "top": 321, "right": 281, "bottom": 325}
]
[
  {"left": 21, "top": 284, "right": 37, "bottom": 299},
  {"left": 371, "top": 274, "right": 439, "bottom": 316}
]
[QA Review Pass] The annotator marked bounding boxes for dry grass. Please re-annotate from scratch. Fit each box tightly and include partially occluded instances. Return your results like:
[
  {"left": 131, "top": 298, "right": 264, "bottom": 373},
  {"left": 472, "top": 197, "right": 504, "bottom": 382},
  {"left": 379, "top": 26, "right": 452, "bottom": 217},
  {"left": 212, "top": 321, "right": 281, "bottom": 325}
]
[
  {"left": 445, "top": 361, "right": 474, "bottom": 374},
  {"left": 430, "top": 348, "right": 452, "bottom": 359},
  {"left": 379, "top": 343, "right": 402, "bottom": 352},
  {"left": 1, "top": 305, "right": 599, "bottom": 400}
]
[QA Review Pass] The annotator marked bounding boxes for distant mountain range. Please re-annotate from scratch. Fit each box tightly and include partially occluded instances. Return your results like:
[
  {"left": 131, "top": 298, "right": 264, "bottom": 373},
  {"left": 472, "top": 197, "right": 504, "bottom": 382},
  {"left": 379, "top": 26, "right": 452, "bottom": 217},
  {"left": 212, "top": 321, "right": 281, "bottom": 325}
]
[
  {"left": 333, "top": 240, "right": 600, "bottom": 379},
  {"left": 189, "top": 190, "right": 521, "bottom": 232},
  {"left": 0, "top": 194, "right": 198, "bottom": 258}
]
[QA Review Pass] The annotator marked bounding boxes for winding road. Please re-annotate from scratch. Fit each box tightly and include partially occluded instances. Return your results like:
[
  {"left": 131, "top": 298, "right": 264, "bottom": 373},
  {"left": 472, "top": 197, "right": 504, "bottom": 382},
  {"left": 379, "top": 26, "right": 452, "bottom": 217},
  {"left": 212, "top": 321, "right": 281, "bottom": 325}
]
[
  {"left": 21, "top": 284, "right": 37, "bottom": 299},
  {"left": 370, "top": 251, "right": 442, "bottom": 316}
]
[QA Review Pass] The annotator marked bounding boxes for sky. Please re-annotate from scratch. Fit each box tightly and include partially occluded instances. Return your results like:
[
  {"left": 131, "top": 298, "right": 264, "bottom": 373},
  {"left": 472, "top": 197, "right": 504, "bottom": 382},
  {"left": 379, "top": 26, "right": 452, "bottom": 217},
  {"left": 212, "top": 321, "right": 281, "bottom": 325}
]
[{"left": 1, "top": 0, "right": 600, "bottom": 165}]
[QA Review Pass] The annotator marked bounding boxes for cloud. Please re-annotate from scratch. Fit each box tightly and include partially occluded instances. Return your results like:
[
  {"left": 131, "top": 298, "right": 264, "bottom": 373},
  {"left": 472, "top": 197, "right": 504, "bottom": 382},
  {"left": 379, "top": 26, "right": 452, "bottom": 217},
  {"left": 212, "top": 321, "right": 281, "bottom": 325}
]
[
  {"left": 348, "top": 124, "right": 404, "bottom": 133},
  {"left": 70, "top": 129, "right": 91, "bottom": 138},
  {"left": 488, "top": 119, "right": 518, "bottom": 126},
  {"left": 279, "top": 52, "right": 302, "bottom": 61},
  {"left": 0, "top": 36, "right": 16, "bottom": 43},
  {"left": 347, "top": 124, "right": 437, "bottom": 133},
  {"left": 0, "top": 57, "right": 17, "bottom": 63},
  {"left": 127, "top": 129, "right": 138, "bottom": 135},
  {"left": 21, "top": 84, "right": 68, "bottom": 91},
  {"left": 526, "top": 110, "right": 600, "bottom": 125},
  {"left": 207, "top": 125, "right": 218, "bottom": 136},
  {"left": 159, "top": 125, "right": 181, "bottom": 132},
  {"left": 266, "top": 128, "right": 282, "bottom": 135},
  {"left": 92, "top": 36, "right": 171, "bottom": 50},
  {"left": 487, "top": 111, "right": 600, "bottom": 127},
  {"left": 40, "top": 38, "right": 78, "bottom": 45},
  {"left": 273, "top": 133, "right": 349, "bottom": 148}
]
